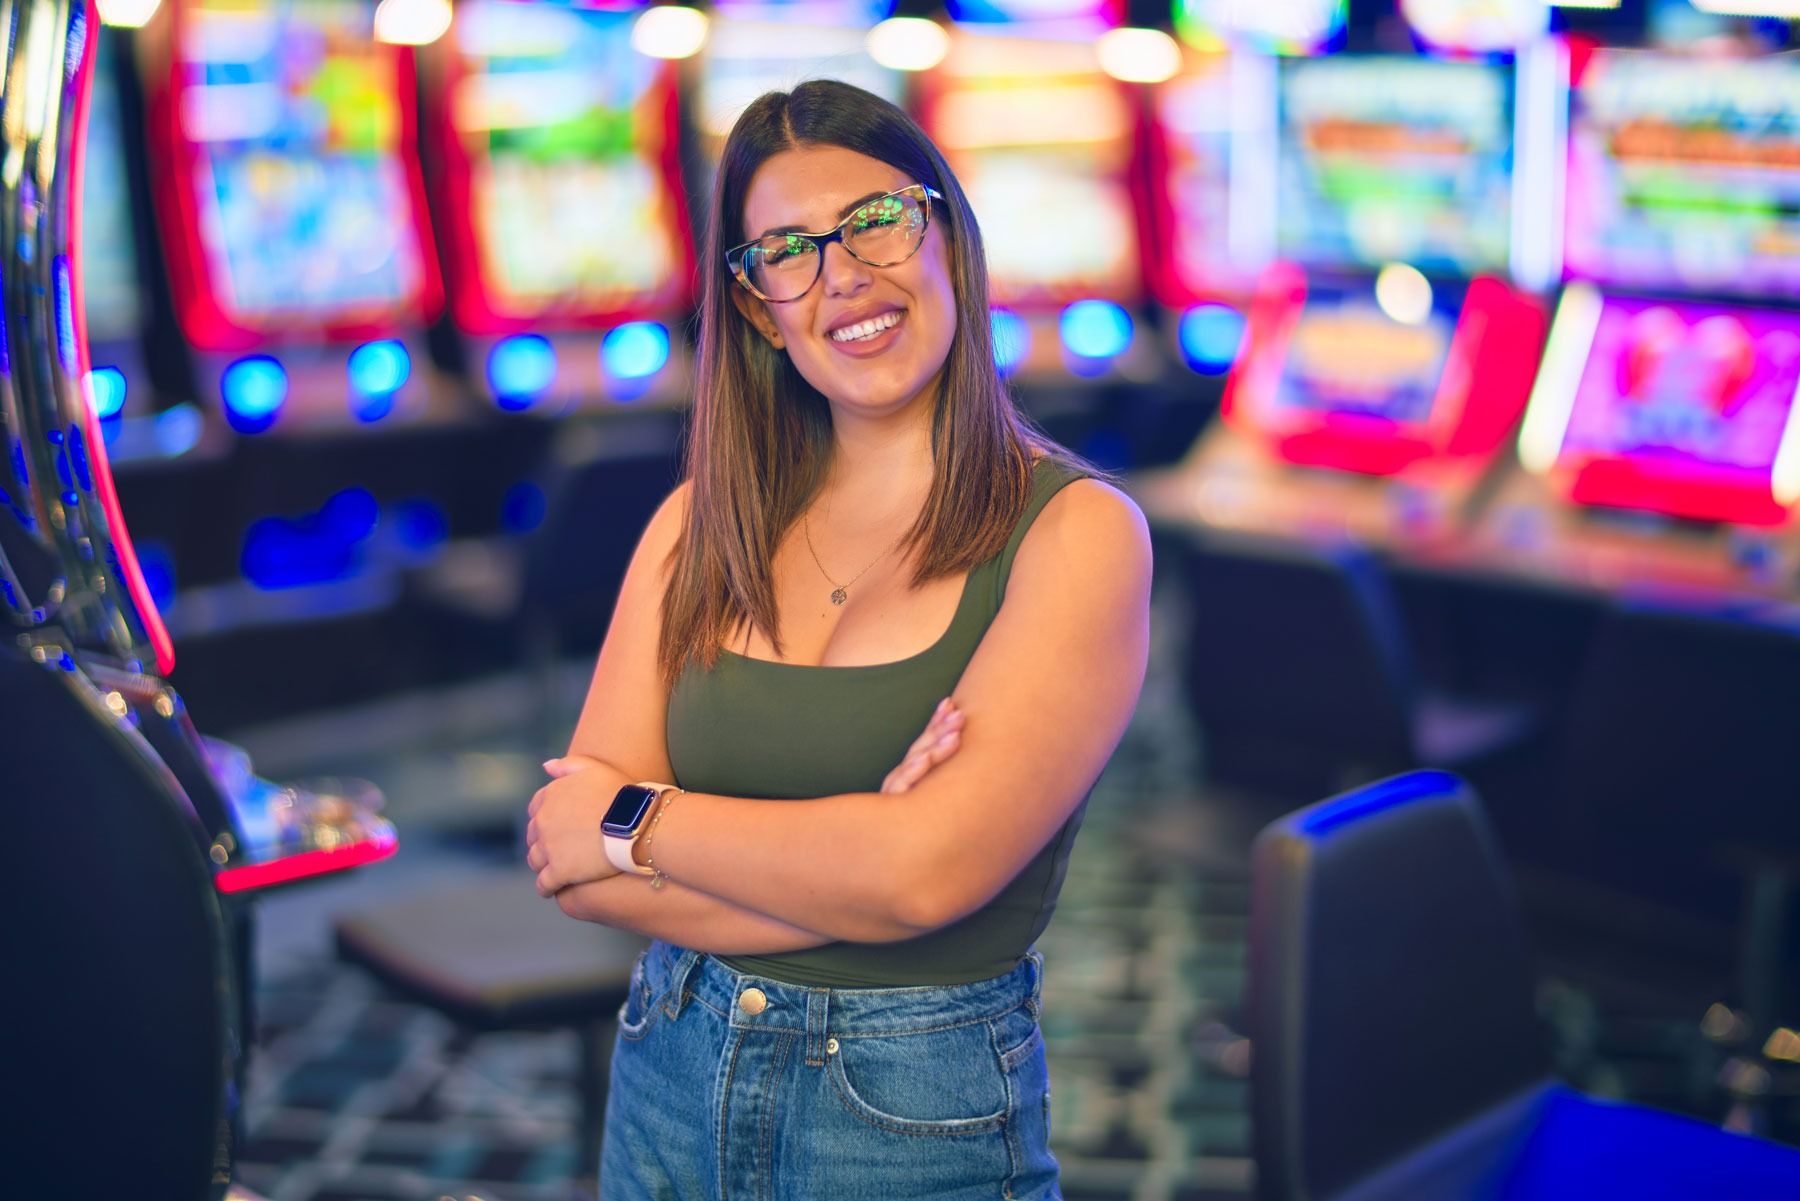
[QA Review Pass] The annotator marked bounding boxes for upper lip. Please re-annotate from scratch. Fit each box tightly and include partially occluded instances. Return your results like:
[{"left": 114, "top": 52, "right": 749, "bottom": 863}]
[{"left": 825, "top": 304, "right": 905, "bottom": 337}]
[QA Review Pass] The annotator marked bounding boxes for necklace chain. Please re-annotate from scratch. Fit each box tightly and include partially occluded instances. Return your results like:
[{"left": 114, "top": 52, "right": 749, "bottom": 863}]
[{"left": 802, "top": 509, "right": 910, "bottom": 606}]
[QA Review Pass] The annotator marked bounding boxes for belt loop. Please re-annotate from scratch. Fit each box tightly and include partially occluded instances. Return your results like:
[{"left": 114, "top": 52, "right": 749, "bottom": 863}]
[
  {"left": 804, "top": 988, "right": 831, "bottom": 1067},
  {"left": 664, "top": 948, "right": 704, "bottom": 1019},
  {"left": 1025, "top": 950, "right": 1044, "bottom": 1021}
]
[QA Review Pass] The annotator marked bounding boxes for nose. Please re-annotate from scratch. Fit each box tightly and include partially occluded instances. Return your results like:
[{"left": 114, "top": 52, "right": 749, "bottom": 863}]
[{"left": 820, "top": 238, "right": 873, "bottom": 299}]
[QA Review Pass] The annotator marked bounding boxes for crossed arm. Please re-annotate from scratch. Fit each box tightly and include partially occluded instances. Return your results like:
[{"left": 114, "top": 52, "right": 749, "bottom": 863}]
[{"left": 524, "top": 477, "right": 1152, "bottom": 955}]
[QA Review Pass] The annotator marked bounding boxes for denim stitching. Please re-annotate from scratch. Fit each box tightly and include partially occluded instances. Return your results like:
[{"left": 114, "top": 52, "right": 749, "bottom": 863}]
[
  {"left": 716, "top": 1027, "right": 744, "bottom": 1201},
  {"left": 825, "top": 1050, "right": 1010, "bottom": 1136},
  {"left": 759, "top": 1032, "right": 793, "bottom": 1201}
]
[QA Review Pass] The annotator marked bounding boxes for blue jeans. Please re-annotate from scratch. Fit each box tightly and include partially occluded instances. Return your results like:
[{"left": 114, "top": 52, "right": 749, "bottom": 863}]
[{"left": 600, "top": 941, "right": 1061, "bottom": 1199}]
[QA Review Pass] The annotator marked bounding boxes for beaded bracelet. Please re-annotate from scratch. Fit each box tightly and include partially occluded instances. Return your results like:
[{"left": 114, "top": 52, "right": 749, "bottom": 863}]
[{"left": 640, "top": 787, "right": 684, "bottom": 891}]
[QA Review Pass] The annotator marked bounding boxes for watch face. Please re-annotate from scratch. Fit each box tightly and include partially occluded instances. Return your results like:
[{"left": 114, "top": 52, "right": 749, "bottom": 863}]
[{"left": 601, "top": 784, "right": 659, "bottom": 837}]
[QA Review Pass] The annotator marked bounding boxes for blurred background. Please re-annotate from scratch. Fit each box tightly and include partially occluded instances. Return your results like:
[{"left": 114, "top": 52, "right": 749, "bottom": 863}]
[{"left": 45, "top": 0, "right": 1800, "bottom": 1196}]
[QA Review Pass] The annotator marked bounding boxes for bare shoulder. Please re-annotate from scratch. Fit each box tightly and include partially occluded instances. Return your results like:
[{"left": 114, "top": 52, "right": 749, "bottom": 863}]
[
  {"left": 638, "top": 479, "right": 693, "bottom": 561},
  {"left": 1015, "top": 476, "right": 1152, "bottom": 581}
]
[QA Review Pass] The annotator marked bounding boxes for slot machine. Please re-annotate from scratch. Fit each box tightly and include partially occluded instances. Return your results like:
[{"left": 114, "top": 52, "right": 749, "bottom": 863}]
[
  {"left": 917, "top": 0, "right": 1151, "bottom": 386},
  {"left": 1138, "top": 42, "right": 1560, "bottom": 553},
  {"left": 1470, "top": 46, "right": 1800, "bottom": 602},
  {"left": 425, "top": 0, "right": 695, "bottom": 415},
  {"left": 691, "top": 0, "right": 904, "bottom": 182}
]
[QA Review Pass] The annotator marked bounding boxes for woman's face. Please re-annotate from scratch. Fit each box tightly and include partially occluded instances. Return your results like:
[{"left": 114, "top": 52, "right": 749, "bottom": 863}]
[{"left": 734, "top": 144, "right": 958, "bottom": 424}]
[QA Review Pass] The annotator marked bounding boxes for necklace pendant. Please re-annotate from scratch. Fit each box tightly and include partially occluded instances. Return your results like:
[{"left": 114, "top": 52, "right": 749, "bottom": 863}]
[{"left": 830, "top": 587, "right": 848, "bottom": 605}]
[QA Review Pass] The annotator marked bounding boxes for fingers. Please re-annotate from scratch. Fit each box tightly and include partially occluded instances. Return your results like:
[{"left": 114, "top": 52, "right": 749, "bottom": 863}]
[{"left": 882, "top": 723, "right": 963, "bottom": 794}]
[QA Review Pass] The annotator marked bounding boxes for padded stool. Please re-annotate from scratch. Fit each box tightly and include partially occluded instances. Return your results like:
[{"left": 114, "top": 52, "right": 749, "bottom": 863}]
[{"left": 334, "top": 872, "right": 647, "bottom": 1190}]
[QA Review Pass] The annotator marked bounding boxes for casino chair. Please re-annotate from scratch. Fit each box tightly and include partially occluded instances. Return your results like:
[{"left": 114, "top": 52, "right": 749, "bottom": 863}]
[
  {"left": 1554, "top": 601, "right": 1800, "bottom": 1119},
  {"left": 1248, "top": 769, "right": 1800, "bottom": 1201},
  {"left": 333, "top": 874, "right": 646, "bottom": 1192},
  {"left": 0, "top": 635, "right": 238, "bottom": 1201},
  {"left": 1173, "top": 531, "right": 1537, "bottom": 804}
]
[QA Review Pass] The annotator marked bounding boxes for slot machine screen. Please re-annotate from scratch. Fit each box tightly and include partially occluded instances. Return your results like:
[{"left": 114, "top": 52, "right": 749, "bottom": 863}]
[
  {"left": 696, "top": 1, "right": 901, "bottom": 174},
  {"left": 84, "top": 33, "right": 142, "bottom": 346},
  {"left": 1277, "top": 56, "right": 1514, "bottom": 274},
  {"left": 1528, "top": 291, "right": 1800, "bottom": 524},
  {"left": 167, "top": 0, "right": 434, "bottom": 344},
  {"left": 443, "top": 0, "right": 690, "bottom": 328},
  {"left": 923, "top": 31, "right": 1141, "bottom": 308},
  {"left": 1566, "top": 50, "right": 1800, "bottom": 300},
  {"left": 1271, "top": 284, "right": 1457, "bottom": 430}
]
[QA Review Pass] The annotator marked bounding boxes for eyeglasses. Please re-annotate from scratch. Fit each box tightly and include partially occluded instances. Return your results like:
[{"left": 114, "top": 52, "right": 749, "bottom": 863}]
[{"left": 726, "top": 184, "right": 945, "bottom": 304}]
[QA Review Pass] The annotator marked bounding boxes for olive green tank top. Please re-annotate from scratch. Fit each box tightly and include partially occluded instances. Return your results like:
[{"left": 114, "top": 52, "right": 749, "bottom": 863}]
[{"left": 665, "top": 458, "right": 1091, "bottom": 987}]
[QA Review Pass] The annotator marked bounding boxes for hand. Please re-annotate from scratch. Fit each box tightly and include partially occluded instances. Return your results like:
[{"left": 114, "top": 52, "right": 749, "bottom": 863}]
[
  {"left": 881, "top": 697, "right": 964, "bottom": 794},
  {"left": 526, "top": 755, "right": 627, "bottom": 897}
]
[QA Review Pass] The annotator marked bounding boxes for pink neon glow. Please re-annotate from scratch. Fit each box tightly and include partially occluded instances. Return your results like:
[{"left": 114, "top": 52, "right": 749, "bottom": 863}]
[
  {"left": 1552, "top": 295, "right": 1800, "bottom": 526},
  {"left": 213, "top": 831, "right": 399, "bottom": 895},
  {"left": 67, "top": 28, "right": 176, "bottom": 675}
]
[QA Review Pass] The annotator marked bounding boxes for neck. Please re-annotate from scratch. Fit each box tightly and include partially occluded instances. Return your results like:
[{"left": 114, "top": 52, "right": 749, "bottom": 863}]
[{"left": 821, "top": 396, "right": 936, "bottom": 520}]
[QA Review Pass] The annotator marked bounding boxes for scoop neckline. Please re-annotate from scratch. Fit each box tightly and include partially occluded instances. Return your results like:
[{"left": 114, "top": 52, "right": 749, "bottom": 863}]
[{"left": 716, "top": 565, "right": 982, "bottom": 673}]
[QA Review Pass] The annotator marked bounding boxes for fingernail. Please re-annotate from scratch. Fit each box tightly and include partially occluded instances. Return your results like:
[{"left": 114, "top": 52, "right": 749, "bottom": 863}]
[{"left": 542, "top": 760, "right": 559, "bottom": 772}]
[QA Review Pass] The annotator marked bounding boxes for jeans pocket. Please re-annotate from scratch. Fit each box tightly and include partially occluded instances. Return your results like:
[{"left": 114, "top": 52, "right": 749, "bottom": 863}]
[
  {"left": 827, "top": 1020, "right": 1011, "bottom": 1136},
  {"left": 616, "top": 949, "right": 666, "bottom": 1041}
]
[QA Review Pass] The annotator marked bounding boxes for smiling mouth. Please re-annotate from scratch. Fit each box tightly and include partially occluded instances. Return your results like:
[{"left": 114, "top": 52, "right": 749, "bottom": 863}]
[{"left": 829, "top": 310, "right": 904, "bottom": 343}]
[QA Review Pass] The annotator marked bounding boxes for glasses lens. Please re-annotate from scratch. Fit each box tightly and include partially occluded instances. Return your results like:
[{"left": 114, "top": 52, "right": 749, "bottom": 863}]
[
  {"left": 845, "top": 190, "right": 927, "bottom": 266},
  {"left": 745, "top": 234, "right": 820, "bottom": 302}
]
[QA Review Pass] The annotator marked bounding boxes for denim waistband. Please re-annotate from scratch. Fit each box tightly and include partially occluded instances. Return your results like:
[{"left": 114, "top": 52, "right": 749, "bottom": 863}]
[{"left": 640, "top": 939, "right": 1042, "bottom": 1059}]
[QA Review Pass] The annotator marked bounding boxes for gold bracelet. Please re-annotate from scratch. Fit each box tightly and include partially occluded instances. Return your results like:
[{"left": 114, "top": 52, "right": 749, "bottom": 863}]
[{"left": 640, "top": 787, "right": 684, "bottom": 891}]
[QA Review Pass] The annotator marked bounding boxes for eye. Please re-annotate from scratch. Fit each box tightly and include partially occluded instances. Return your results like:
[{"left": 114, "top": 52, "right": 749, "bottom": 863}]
[
  {"left": 761, "top": 235, "right": 813, "bottom": 266},
  {"left": 851, "top": 197, "right": 907, "bottom": 233}
]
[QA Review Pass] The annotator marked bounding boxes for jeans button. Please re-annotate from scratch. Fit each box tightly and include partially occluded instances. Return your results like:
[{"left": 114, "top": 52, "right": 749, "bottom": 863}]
[
  {"left": 825, "top": 1037, "right": 839, "bottom": 1055},
  {"left": 738, "top": 987, "right": 768, "bottom": 1015}
]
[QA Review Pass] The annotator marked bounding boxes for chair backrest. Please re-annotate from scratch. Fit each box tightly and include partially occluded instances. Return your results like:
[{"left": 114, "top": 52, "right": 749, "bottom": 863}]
[
  {"left": 1178, "top": 533, "right": 1418, "bottom": 796},
  {"left": 1248, "top": 770, "right": 1550, "bottom": 1201},
  {"left": 519, "top": 442, "right": 681, "bottom": 656},
  {"left": 0, "top": 638, "right": 236, "bottom": 1201},
  {"left": 1561, "top": 602, "right": 1800, "bottom": 903}
]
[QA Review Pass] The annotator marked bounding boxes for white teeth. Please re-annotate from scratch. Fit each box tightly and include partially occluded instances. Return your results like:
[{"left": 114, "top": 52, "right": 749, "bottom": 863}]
[{"left": 829, "top": 310, "right": 903, "bottom": 343}]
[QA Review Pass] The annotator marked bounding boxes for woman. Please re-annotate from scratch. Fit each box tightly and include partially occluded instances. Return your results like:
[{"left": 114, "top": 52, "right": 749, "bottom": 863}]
[{"left": 525, "top": 79, "right": 1150, "bottom": 1198}]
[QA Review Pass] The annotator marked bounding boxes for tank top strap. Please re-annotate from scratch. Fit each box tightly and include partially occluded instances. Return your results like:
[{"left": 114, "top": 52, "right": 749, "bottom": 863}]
[{"left": 988, "top": 457, "right": 1092, "bottom": 608}]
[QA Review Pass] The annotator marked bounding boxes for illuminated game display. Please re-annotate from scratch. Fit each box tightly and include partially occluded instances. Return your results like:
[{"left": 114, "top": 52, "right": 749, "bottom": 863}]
[
  {"left": 1520, "top": 288, "right": 1800, "bottom": 526},
  {"left": 148, "top": 0, "right": 443, "bottom": 432},
  {"left": 695, "top": 0, "right": 901, "bottom": 173},
  {"left": 82, "top": 29, "right": 146, "bottom": 437},
  {"left": 1398, "top": 0, "right": 1548, "bottom": 56},
  {"left": 435, "top": 0, "right": 691, "bottom": 330},
  {"left": 922, "top": 27, "right": 1141, "bottom": 311},
  {"left": 1277, "top": 55, "right": 1516, "bottom": 276},
  {"left": 1565, "top": 49, "right": 1800, "bottom": 301}
]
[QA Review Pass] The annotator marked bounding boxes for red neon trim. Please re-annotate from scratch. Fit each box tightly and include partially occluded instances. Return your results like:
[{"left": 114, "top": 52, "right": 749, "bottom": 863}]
[
  {"left": 68, "top": 31, "right": 176, "bottom": 675},
  {"left": 1142, "top": 53, "right": 1243, "bottom": 310},
  {"left": 149, "top": 2, "right": 441, "bottom": 351},
  {"left": 1569, "top": 459, "right": 1791, "bottom": 528},
  {"left": 1220, "top": 260, "right": 1306, "bottom": 427},
  {"left": 1439, "top": 276, "right": 1547, "bottom": 459},
  {"left": 430, "top": 25, "right": 694, "bottom": 335},
  {"left": 213, "top": 830, "right": 399, "bottom": 894}
]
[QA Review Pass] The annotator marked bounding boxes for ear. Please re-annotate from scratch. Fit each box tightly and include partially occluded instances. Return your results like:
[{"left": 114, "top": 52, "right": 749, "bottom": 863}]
[{"left": 731, "top": 286, "right": 784, "bottom": 350}]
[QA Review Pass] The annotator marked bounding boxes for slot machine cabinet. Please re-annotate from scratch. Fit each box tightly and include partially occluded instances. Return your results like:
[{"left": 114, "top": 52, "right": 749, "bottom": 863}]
[{"left": 424, "top": 0, "right": 696, "bottom": 417}]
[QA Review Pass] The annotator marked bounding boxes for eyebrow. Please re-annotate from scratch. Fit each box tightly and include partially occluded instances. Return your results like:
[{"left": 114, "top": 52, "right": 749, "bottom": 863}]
[{"left": 753, "top": 190, "right": 893, "bottom": 241}]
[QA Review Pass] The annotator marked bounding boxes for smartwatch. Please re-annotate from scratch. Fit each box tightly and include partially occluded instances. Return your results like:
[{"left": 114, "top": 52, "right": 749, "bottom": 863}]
[{"left": 601, "top": 783, "right": 665, "bottom": 875}]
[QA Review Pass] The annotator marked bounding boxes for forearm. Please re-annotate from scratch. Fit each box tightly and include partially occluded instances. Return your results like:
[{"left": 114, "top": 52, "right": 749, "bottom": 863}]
[
  {"left": 650, "top": 791, "right": 944, "bottom": 942},
  {"left": 555, "top": 870, "right": 836, "bottom": 956}
]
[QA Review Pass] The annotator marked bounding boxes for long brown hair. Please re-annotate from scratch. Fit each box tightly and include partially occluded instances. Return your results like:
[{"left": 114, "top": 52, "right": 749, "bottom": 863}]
[{"left": 658, "top": 79, "right": 1053, "bottom": 682}]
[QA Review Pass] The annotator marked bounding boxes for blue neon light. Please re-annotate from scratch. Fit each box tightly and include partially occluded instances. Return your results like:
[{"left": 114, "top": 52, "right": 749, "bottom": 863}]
[
  {"left": 1059, "top": 300, "right": 1133, "bottom": 360},
  {"left": 602, "top": 322, "right": 671, "bottom": 380},
  {"left": 221, "top": 356, "right": 289, "bottom": 434},
  {"left": 136, "top": 540, "right": 176, "bottom": 611},
  {"left": 242, "top": 488, "right": 379, "bottom": 590},
  {"left": 1178, "top": 304, "right": 1247, "bottom": 375},
  {"left": 348, "top": 340, "right": 411, "bottom": 398},
  {"left": 1300, "top": 770, "right": 1464, "bottom": 835},
  {"left": 53, "top": 257, "right": 76, "bottom": 374},
  {"left": 488, "top": 335, "right": 557, "bottom": 410},
  {"left": 990, "top": 308, "right": 1029, "bottom": 375},
  {"left": 501, "top": 481, "right": 547, "bottom": 534},
  {"left": 393, "top": 498, "right": 448, "bottom": 555},
  {"left": 154, "top": 404, "right": 204, "bottom": 458},
  {"left": 86, "top": 367, "right": 127, "bottom": 418}
]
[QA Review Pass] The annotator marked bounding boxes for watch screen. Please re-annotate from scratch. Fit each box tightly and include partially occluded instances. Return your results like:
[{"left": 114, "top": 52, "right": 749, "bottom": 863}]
[{"left": 601, "top": 785, "right": 659, "bottom": 835}]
